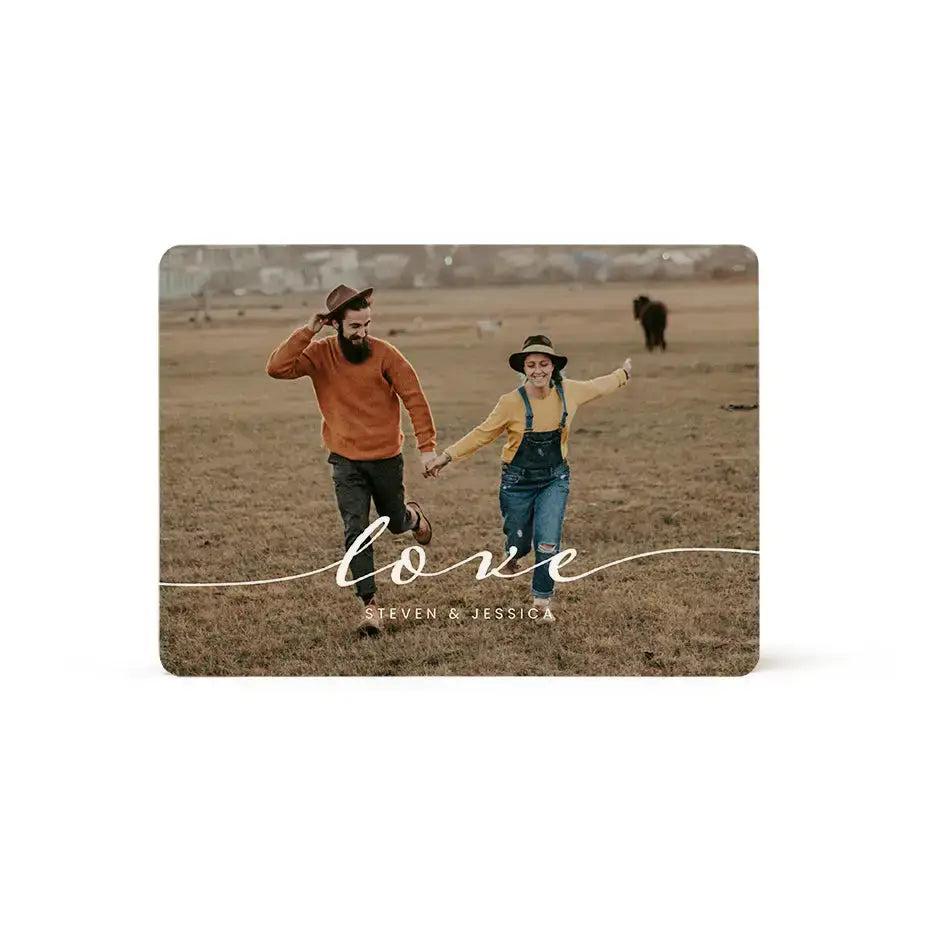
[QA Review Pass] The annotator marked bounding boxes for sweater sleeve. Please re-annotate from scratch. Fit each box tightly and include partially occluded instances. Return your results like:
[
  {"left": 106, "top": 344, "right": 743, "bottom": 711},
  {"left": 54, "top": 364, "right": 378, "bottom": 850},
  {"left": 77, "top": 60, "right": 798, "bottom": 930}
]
[
  {"left": 384, "top": 348, "right": 437, "bottom": 453},
  {"left": 266, "top": 326, "right": 320, "bottom": 379},
  {"left": 444, "top": 397, "right": 512, "bottom": 461},
  {"left": 565, "top": 368, "right": 629, "bottom": 405}
]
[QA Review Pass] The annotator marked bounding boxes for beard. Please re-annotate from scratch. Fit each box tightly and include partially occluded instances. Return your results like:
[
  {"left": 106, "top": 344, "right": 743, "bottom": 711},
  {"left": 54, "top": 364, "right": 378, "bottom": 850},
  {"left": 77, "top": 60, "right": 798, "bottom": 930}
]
[{"left": 337, "top": 325, "right": 372, "bottom": 364}]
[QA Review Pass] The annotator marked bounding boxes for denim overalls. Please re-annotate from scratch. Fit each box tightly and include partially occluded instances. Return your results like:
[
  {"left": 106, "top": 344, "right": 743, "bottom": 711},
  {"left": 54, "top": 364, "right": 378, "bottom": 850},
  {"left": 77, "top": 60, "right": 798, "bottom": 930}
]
[{"left": 499, "top": 383, "right": 572, "bottom": 599}]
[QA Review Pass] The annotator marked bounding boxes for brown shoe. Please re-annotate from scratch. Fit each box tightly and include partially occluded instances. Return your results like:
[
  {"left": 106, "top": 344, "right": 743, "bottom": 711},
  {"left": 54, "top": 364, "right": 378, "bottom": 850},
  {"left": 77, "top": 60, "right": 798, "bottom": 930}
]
[
  {"left": 356, "top": 597, "right": 382, "bottom": 638},
  {"left": 503, "top": 554, "right": 520, "bottom": 575},
  {"left": 406, "top": 501, "right": 432, "bottom": 546}
]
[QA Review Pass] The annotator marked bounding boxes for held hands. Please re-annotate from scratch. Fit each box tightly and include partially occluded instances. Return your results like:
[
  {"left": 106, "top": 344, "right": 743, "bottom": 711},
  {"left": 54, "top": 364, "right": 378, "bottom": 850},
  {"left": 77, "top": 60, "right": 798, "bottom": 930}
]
[
  {"left": 622, "top": 357, "right": 632, "bottom": 380},
  {"left": 422, "top": 451, "right": 451, "bottom": 479},
  {"left": 421, "top": 450, "right": 441, "bottom": 476}
]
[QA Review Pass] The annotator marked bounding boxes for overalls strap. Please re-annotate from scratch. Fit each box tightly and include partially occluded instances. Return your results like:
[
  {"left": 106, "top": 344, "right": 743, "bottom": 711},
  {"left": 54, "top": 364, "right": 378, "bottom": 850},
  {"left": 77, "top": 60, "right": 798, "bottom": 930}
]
[
  {"left": 517, "top": 386, "right": 535, "bottom": 431},
  {"left": 556, "top": 382, "right": 568, "bottom": 429},
  {"left": 517, "top": 384, "right": 568, "bottom": 431}
]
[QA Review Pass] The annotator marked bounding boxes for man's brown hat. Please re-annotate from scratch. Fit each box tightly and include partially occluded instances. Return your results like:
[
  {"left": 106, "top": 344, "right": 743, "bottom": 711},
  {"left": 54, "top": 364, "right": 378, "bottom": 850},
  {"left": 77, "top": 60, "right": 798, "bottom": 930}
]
[{"left": 325, "top": 283, "right": 374, "bottom": 321}]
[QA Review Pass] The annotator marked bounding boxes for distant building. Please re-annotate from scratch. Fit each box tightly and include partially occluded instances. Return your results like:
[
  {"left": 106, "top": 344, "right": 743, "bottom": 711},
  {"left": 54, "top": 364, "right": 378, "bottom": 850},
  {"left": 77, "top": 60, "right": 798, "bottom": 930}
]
[
  {"left": 160, "top": 266, "right": 209, "bottom": 299},
  {"left": 158, "top": 244, "right": 755, "bottom": 302}
]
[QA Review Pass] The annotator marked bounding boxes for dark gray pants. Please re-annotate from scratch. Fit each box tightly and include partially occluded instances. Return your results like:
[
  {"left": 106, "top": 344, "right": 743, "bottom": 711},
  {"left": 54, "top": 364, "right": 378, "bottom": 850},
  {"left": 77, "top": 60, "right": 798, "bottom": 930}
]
[{"left": 328, "top": 452, "right": 413, "bottom": 600}]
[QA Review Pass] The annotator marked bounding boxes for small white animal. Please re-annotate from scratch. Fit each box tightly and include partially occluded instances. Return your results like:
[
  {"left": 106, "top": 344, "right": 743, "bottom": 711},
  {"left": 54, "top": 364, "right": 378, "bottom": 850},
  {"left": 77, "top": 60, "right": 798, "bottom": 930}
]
[{"left": 476, "top": 319, "right": 503, "bottom": 339}]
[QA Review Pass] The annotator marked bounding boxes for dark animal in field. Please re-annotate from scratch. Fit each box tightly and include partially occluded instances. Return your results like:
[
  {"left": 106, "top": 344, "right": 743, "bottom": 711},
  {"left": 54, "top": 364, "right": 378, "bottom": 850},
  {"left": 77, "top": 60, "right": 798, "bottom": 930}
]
[{"left": 633, "top": 295, "right": 668, "bottom": 350}]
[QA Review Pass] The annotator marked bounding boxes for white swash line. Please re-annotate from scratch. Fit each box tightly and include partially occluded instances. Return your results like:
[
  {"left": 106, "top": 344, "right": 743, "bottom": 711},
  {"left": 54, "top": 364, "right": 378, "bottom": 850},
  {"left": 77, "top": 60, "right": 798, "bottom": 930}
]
[{"left": 159, "top": 546, "right": 759, "bottom": 589}]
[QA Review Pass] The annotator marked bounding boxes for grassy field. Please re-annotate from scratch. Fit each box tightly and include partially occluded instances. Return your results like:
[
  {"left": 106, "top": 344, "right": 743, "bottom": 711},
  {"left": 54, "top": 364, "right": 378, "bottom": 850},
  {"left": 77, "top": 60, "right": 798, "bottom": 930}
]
[{"left": 159, "top": 280, "right": 759, "bottom": 675}]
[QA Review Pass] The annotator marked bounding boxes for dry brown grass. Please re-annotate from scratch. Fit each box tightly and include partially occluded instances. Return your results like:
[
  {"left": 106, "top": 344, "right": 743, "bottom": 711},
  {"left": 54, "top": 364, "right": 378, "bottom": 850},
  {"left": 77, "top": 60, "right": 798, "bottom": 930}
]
[{"left": 160, "top": 280, "right": 758, "bottom": 675}]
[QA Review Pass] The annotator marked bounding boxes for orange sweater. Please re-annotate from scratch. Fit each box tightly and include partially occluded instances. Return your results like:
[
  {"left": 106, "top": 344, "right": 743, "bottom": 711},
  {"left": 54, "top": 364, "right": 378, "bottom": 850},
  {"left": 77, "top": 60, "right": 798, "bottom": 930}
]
[{"left": 266, "top": 328, "right": 436, "bottom": 461}]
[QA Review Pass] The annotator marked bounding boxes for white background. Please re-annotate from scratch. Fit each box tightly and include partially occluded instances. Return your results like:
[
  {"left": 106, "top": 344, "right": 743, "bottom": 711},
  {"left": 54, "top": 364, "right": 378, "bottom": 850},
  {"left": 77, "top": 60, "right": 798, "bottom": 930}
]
[{"left": 3, "top": 1, "right": 936, "bottom": 935}]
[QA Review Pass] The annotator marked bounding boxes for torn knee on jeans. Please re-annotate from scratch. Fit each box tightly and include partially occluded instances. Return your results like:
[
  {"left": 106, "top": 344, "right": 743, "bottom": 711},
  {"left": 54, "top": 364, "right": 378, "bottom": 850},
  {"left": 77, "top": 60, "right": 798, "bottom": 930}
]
[{"left": 538, "top": 542, "right": 557, "bottom": 554}]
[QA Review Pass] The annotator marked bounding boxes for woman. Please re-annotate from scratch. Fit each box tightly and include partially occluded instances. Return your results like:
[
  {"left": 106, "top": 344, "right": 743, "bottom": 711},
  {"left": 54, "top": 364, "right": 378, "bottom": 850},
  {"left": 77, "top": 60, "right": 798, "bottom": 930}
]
[{"left": 424, "top": 335, "right": 631, "bottom": 617}]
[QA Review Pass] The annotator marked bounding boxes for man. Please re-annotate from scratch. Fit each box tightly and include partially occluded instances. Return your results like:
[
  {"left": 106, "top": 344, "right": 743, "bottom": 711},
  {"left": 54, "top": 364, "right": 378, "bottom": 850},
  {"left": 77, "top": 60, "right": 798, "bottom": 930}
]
[{"left": 266, "top": 283, "right": 438, "bottom": 636}]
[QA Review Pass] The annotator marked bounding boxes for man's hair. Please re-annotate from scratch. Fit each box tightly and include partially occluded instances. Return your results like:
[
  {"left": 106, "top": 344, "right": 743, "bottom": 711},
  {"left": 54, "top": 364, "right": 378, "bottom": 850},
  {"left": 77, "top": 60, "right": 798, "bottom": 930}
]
[{"left": 337, "top": 296, "right": 371, "bottom": 320}]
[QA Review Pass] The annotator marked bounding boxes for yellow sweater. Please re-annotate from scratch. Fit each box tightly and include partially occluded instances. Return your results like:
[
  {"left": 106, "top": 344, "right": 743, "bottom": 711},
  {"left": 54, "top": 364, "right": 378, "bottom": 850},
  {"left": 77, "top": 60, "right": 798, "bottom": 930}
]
[{"left": 444, "top": 370, "right": 629, "bottom": 464}]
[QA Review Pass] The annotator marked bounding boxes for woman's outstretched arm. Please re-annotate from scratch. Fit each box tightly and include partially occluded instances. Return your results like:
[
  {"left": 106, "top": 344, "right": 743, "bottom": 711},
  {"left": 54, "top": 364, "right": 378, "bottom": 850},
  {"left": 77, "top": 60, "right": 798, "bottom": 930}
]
[
  {"left": 424, "top": 396, "right": 512, "bottom": 476},
  {"left": 563, "top": 357, "right": 632, "bottom": 405}
]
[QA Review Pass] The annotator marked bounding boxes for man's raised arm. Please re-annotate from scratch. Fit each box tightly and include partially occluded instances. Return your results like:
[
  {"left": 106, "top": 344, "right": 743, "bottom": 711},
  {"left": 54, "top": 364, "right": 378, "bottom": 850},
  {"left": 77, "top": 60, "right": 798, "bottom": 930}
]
[{"left": 266, "top": 314, "right": 330, "bottom": 379}]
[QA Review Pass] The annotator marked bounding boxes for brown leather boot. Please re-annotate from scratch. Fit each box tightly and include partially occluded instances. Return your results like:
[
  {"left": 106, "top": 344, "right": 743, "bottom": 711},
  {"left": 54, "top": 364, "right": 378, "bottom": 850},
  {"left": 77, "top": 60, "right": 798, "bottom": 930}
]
[
  {"left": 356, "top": 597, "right": 381, "bottom": 638},
  {"left": 405, "top": 501, "right": 432, "bottom": 546}
]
